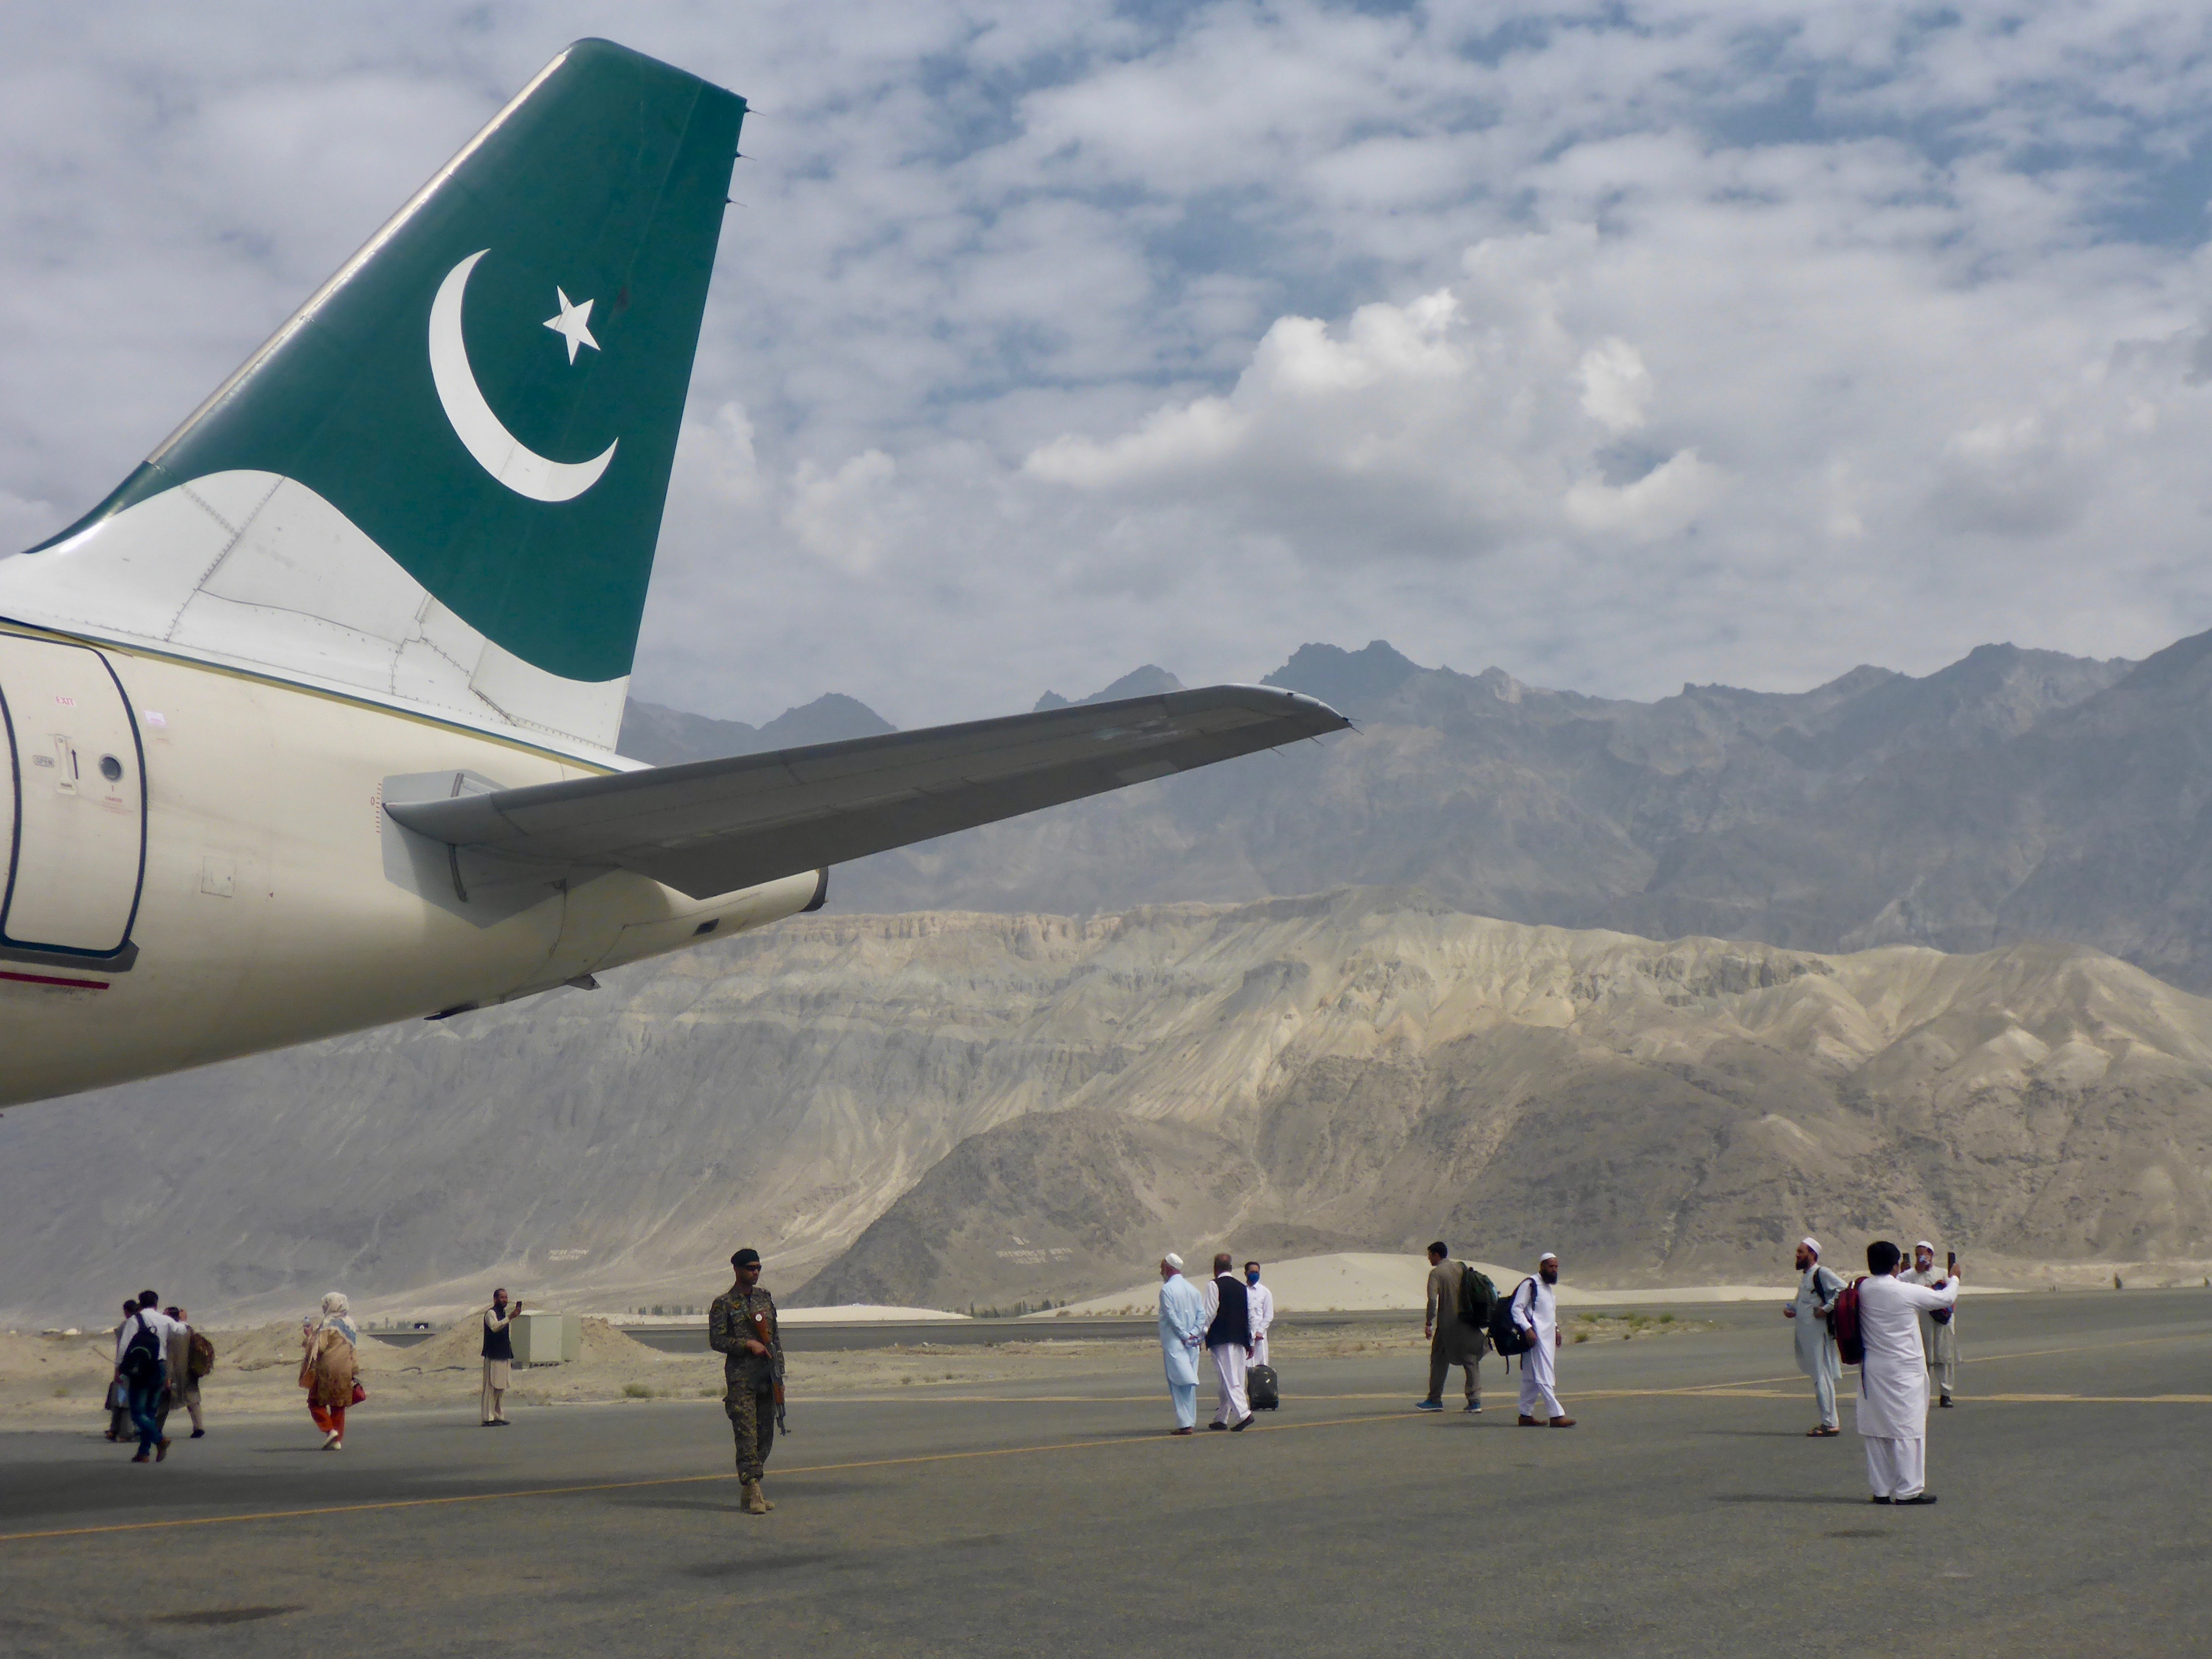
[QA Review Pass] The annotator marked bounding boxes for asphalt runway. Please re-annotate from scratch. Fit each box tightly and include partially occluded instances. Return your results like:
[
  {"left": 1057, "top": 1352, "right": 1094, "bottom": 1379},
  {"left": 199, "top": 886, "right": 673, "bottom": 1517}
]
[
  {"left": 4, "top": 1289, "right": 2205, "bottom": 1658},
  {"left": 373, "top": 1308, "right": 1411, "bottom": 1354}
]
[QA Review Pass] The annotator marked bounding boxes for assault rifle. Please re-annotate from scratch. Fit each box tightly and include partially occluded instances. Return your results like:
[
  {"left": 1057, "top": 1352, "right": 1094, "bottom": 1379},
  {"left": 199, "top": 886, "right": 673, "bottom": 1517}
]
[{"left": 750, "top": 1305, "right": 789, "bottom": 1434}]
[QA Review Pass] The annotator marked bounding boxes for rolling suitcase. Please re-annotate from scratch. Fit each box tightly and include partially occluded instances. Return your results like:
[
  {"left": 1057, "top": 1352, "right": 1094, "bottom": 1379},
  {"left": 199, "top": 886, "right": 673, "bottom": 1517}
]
[{"left": 1248, "top": 1362, "right": 1280, "bottom": 1410}]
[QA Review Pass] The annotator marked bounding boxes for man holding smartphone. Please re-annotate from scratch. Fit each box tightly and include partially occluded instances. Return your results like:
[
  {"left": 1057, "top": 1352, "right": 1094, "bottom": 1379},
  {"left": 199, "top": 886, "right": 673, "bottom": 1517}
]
[{"left": 1902, "top": 1242, "right": 1960, "bottom": 1406}]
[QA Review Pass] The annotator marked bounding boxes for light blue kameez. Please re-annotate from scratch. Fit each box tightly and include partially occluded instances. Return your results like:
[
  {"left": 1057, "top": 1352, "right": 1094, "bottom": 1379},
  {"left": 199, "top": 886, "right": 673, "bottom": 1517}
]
[{"left": 1158, "top": 1273, "right": 1205, "bottom": 1430}]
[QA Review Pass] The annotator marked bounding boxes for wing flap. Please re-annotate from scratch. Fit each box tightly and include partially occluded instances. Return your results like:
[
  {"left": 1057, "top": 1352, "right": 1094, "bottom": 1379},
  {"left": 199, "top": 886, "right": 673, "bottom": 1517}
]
[{"left": 385, "top": 685, "right": 1347, "bottom": 900}]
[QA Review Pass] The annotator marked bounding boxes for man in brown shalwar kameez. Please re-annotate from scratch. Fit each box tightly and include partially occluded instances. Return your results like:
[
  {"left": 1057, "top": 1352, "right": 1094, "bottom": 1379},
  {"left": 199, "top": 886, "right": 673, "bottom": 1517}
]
[{"left": 1416, "top": 1241, "right": 1487, "bottom": 1413}]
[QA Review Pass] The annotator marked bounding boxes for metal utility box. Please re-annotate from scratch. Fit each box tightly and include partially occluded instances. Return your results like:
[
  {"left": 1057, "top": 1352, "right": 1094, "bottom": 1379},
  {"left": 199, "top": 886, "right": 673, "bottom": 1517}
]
[{"left": 512, "top": 1310, "right": 581, "bottom": 1366}]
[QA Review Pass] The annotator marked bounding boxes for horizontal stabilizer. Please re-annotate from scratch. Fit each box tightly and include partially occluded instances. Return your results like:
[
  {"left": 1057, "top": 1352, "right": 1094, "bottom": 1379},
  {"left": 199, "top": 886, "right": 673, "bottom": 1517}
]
[{"left": 384, "top": 685, "right": 1348, "bottom": 900}]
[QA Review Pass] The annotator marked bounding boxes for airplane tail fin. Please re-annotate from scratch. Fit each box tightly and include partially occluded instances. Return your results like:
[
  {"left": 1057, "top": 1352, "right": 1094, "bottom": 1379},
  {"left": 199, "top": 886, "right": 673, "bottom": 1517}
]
[{"left": 0, "top": 40, "right": 744, "bottom": 752}]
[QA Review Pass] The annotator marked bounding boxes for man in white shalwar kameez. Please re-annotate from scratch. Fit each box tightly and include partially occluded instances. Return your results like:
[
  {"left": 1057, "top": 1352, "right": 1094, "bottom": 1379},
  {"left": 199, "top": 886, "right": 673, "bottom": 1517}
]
[
  {"left": 1854, "top": 1239, "right": 1959, "bottom": 1504},
  {"left": 1244, "top": 1262, "right": 1274, "bottom": 1371},
  {"left": 1902, "top": 1242, "right": 1960, "bottom": 1407},
  {"left": 1782, "top": 1238, "right": 1844, "bottom": 1435},
  {"left": 1156, "top": 1255, "right": 1205, "bottom": 1435},
  {"left": 1509, "top": 1252, "right": 1575, "bottom": 1427}
]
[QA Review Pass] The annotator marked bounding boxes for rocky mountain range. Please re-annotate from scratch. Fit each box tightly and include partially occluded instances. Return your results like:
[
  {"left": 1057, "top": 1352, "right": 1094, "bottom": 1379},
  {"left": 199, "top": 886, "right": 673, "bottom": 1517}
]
[
  {"left": 630, "top": 628, "right": 2212, "bottom": 996},
  {"left": 3, "top": 893, "right": 2205, "bottom": 1323}
]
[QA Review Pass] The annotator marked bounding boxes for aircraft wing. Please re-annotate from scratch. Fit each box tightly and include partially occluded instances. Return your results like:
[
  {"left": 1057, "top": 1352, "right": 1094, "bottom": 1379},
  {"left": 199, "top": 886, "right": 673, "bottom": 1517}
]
[{"left": 384, "top": 685, "right": 1348, "bottom": 901}]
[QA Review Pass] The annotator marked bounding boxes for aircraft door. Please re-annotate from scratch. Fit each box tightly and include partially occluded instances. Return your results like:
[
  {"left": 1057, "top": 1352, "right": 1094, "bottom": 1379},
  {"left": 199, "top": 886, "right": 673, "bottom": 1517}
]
[{"left": 0, "top": 637, "right": 146, "bottom": 962}]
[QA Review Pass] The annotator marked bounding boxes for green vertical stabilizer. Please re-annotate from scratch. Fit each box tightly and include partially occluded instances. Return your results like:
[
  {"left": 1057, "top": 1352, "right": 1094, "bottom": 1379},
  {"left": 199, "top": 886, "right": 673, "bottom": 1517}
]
[{"left": 41, "top": 39, "right": 744, "bottom": 685}]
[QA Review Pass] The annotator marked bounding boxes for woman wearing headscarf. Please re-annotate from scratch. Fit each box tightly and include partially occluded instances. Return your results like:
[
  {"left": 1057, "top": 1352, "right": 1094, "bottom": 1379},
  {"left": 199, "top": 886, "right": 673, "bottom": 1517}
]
[{"left": 299, "top": 1292, "right": 359, "bottom": 1449}]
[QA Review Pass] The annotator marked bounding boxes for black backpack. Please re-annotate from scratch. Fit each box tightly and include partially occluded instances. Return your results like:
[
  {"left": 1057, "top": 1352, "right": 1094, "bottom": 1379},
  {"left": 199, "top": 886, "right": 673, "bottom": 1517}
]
[
  {"left": 1489, "top": 1278, "right": 1536, "bottom": 1358},
  {"left": 117, "top": 1312, "right": 161, "bottom": 1385},
  {"left": 1455, "top": 1264, "right": 1496, "bottom": 1330}
]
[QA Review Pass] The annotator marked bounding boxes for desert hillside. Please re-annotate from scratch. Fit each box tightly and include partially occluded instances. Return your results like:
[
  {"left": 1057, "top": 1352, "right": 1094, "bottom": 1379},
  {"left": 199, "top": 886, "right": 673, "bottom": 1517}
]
[{"left": 1, "top": 892, "right": 2205, "bottom": 1324}]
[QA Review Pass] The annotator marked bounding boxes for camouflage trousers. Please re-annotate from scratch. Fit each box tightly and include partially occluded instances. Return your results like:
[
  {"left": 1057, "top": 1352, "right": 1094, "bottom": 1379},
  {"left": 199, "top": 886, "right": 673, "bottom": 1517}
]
[{"left": 724, "top": 1378, "right": 776, "bottom": 1480}]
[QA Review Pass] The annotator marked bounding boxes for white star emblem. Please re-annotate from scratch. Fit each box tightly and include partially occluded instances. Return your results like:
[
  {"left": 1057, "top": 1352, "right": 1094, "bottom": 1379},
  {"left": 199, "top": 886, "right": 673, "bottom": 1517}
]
[{"left": 542, "top": 287, "right": 600, "bottom": 364}]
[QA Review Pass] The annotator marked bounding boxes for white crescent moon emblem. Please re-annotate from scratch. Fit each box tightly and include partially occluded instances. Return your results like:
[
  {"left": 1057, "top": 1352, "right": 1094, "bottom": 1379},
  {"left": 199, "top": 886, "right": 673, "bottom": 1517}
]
[{"left": 429, "top": 250, "right": 617, "bottom": 503}]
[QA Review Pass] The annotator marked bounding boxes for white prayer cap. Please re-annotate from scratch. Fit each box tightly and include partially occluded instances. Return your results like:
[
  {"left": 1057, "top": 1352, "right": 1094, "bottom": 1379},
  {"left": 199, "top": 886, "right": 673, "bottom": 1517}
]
[
  {"left": 1914, "top": 1240, "right": 1936, "bottom": 1253},
  {"left": 1800, "top": 1237, "right": 1821, "bottom": 1257},
  {"left": 1539, "top": 1251, "right": 1558, "bottom": 1263},
  {"left": 1163, "top": 1252, "right": 1183, "bottom": 1270}
]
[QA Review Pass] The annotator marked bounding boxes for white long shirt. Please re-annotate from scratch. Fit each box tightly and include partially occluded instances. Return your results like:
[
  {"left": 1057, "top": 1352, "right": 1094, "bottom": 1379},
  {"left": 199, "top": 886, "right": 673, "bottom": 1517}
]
[
  {"left": 1157, "top": 1274, "right": 1204, "bottom": 1388},
  {"left": 1793, "top": 1263, "right": 1841, "bottom": 1379},
  {"left": 1855, "top": 1272, "right": 1958, "bottom": 1439},
  {"left": 1510, "top": 1275, "right": 1558, "bottom": 1347},
  {"left": 1247, "top": 1281, "right": 1274, "bottom": 1344},
  {"left": 114, "top": 1307, "right": 179, "bottom": 1365},
  {"left": 1901, "top": 1265, "right": 1960, "bottom": 1357}
]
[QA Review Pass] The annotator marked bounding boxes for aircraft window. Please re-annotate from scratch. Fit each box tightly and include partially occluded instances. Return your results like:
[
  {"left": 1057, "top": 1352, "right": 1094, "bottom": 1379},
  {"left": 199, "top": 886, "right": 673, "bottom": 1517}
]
[{"left": 98, "top": 755, "right": 124, "bottom": 782}]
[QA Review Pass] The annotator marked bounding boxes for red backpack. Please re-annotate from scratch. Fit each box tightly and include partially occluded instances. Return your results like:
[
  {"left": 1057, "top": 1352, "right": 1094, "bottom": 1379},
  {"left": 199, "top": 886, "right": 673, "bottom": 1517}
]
[{"left": 1828, "top": 1276, "right": 1867, "bottom": 1366}]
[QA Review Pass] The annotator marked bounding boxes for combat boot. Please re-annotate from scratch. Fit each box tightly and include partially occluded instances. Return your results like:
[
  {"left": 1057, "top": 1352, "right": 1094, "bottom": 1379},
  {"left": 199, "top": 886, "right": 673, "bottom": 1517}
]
[{"left": 741, "top": 1478, "right": 771, "bottom": 1515}]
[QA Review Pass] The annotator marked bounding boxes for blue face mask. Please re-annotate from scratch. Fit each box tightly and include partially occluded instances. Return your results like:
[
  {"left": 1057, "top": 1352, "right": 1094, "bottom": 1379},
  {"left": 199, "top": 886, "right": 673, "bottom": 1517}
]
[{"left": 1245, "top": 1270, "right": 1260, "bottom": 1286}]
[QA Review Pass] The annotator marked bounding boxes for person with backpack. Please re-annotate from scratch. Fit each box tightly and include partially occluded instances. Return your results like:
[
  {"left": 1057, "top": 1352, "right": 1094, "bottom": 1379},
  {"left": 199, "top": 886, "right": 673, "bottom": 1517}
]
[
  {"left": 1415, "top": 1241, "right": 1489, "bottom": 1414},
  {"left": 1782, "top": 1239, "right": 1843, "bottom": 1436},
  {"left": 1509, "top": 1253, "right": 1575, "bottom": 1428},
  {"left": 1854, "top": 1239, "right": 1959, "bottom": 1505},
  {"left": 113, "top": 1290, "right": 180, "bottom": 1463},
  {"left": 162, "top": 1305, "right": 210, "bottom": 1440}
]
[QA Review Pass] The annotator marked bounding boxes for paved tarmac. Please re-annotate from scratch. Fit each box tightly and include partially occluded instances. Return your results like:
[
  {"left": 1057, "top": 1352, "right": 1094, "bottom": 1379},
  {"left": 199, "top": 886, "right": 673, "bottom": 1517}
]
[
  {"left": 373, "top": 1308, "right": 1413, "bottom": 1354},
  {"left": 3, "top": 1288, "right": 2204, "bottom": 1658}
]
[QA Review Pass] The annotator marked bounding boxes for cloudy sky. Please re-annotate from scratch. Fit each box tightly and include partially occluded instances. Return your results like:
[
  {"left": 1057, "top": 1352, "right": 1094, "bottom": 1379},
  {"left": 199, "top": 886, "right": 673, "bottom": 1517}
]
[{"left": 6, "top": 3, "right": 2212, "bottom": 727}]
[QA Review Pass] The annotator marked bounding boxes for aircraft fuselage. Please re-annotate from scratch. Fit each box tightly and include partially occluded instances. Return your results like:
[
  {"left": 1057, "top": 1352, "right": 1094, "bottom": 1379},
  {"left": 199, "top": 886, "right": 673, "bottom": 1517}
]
[{"left": 0, "top": 631, "right": 817, "bottom": 1107}]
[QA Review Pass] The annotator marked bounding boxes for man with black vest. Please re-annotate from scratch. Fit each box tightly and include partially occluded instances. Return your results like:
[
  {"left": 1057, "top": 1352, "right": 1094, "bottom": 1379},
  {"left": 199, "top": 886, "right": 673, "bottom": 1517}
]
[
  {"left": 481, "top": 1288, "right": 520, "bottom": 1426},
  {"left": 1199, "top": 1252, "right": 1255, "bottom": 1431}
]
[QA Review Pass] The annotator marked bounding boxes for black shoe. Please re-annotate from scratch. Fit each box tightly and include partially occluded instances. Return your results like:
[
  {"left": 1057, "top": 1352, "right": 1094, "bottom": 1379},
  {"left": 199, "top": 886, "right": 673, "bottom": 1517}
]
[
  {"left": 1207, "top": 1421, "right": 1228, "bottom": 1431},
  {"left": 1938, "top": 1396, "right": 1953, "bottom": 1407},
  {"left": 1898, "top": 1493, "right": 1938, "bottom": 1506},
  {"left": 189, "top": 1429, "right": 204, "bottom": 1439},
  {"left": 1870, "top": 1495, "right": 1892, "bottom": 1504},
  {"left": 1230, "top": 1416, "right": 1254, "bottom": 1432}
]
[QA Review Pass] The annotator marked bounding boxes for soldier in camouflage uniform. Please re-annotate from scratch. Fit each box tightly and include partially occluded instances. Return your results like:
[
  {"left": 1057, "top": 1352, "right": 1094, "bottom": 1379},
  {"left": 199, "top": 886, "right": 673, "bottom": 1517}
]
[{"left": 708, "top": 1248, "right": 784, "bottom": 1515}]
